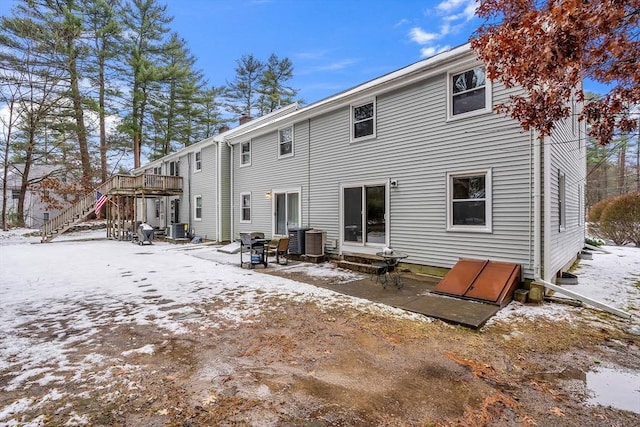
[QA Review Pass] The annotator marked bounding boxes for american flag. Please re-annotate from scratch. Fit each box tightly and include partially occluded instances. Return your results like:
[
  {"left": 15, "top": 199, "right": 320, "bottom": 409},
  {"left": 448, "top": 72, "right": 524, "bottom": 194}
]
[{"left": 95, "top": 191, "right": 108, "bottom": 216}]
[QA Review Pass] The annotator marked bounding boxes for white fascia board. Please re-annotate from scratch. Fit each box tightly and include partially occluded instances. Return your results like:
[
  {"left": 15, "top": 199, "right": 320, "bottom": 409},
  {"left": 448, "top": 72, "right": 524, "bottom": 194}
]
[{"left": 224, "top": 43, "right": 474, "bottom": 143}]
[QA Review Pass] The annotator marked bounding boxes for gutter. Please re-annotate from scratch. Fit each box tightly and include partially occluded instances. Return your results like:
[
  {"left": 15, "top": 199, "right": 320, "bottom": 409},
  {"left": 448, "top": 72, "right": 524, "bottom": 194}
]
[
  {"left": 226, "top": 139, "right": 234, "bottom": 241},
  {"left": 543, "top": 135, "right": 552, "bottom": 282},
  {"left": 531, "top": 133, "right": 630, "bottom": 319},
  {"left": 533, "top": 130, "right": 541, "bottom": 279},
  {"left": 216, "top": 140, "right": 221, "bottom": 242}
]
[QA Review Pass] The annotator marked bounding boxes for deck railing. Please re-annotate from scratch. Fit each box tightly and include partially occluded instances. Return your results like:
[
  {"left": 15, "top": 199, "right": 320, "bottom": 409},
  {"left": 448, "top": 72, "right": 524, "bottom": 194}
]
[{"left": 40, "top": 174, "right": 183, "bottom": 242}]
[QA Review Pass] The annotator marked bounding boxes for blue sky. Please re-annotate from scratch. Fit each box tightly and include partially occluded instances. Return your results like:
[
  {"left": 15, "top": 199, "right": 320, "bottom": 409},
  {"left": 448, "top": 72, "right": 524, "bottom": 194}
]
[
  {"left": 164, "top": 0, "right": 481, "bottom": 104},
  {"left": 0, "top": 0, "right": 483, "bottom": 104},
  {"left": 0, "top": 0, "right": 608, "bottom": 105}
]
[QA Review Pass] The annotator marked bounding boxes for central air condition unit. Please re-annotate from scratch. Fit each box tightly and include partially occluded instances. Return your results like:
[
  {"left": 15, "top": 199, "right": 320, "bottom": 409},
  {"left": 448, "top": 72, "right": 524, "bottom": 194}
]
[
  {"left": 288, "top": 227, "right": 311, "bottom": 255},
  {"left": 167, "top": 223, "right": 187, "bottom": 239}
]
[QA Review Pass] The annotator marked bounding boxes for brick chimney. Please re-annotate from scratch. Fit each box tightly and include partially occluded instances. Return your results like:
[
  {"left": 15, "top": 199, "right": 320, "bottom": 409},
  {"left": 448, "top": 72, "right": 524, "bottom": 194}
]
[
  {"left": 239, "top": 114, "right": 252, "bottom": 125},
  {"left": 217, "top": 125, "right": 230, "bottom": 134}
]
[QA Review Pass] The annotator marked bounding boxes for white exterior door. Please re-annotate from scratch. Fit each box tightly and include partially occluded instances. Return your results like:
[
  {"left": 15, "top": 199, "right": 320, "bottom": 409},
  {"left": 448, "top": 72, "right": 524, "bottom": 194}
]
[{"left": 273, "top": 188, "right": 301, "bottom": 236}]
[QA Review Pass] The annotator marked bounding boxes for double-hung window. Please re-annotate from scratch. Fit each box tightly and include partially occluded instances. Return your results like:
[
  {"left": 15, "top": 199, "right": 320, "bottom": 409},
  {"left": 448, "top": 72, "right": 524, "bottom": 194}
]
[
  {"left": 559, "top": 171, "right": 566, "bottom": 231},
  {"left": 195, "top": 151, "right": 202, "bottom": 171},
  {"left": 351, "top": 99, "right": 376, "bottom": 141},
  {"left": 194, "top": 195, "right": 202, "bottom": 220},
  {"left": 169, "top": 161, "right": 179, "bottom": 176},
  {"left": 241, "top": 141, "right": 251, "bottom": 166},
  {"left": 278, "top": 126, "right": 294, "bottom": 158},
  {"left": 240, "top": 193, "right": 251, "bottom": 222},
  {"left": 449, "top": 66, "right": 490, "bottom": 118},
  {"left": 447, "top": 169, "right": 492, "bottom": 232}
]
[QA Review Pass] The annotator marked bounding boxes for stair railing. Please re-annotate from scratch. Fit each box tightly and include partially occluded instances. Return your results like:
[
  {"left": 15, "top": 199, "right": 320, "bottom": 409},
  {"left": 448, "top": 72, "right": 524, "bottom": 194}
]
[{"left": 40, "top": 178, "right": 115, "bottom": 242}]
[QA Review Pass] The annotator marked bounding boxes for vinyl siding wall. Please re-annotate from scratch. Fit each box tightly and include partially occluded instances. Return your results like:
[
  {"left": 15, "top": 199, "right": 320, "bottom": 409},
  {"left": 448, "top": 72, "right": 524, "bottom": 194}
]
[
  {"left": 190, "top": 144, "right": 218, "bottom": 240},
  {"left": 232, "top": 121, "right": 310, "bottom": 239},
  {"left": 306, "top": 68, "right": 536, "bottom": 276},
  {"left": 547, "top": 100, "right": 586, "bottom": 277},
  {"left": 219, "top": 143, "right": 231, "bottom": 242}
]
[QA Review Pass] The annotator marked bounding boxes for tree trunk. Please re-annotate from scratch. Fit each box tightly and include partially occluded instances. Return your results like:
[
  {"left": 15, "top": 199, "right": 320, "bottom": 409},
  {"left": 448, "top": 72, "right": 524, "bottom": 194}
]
[
  {"left": 98, "top": 52, "right": 107, "bottom": 183},
  {"left": 68, "top": 49, "right": 92, "bottom": 189},
  {"left": 1, "top": 99, "right": 15, "bottom": 230},
  {"left": 618, "top": 140, "right": 626, "bottom": 195}
]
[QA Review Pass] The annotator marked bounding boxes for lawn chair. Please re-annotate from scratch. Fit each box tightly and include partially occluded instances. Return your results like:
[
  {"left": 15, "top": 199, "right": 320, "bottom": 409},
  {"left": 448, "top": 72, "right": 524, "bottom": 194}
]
[{"left": 268, "top": 236, "right": 290, "bottom": 265}]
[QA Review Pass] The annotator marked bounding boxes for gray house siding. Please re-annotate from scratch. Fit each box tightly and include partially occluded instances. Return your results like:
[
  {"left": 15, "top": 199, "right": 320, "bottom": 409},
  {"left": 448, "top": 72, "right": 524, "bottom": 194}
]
[
  {"left": 547, "top": 103, "right": 586, "bottom": 278},
  {"left": 190, "top": 145, "right": 218, "bottom": 240},
  {"left": 306, "top": 64, "right": 536, "bottom": 276},
  {"left": 232, "top": 120, "right": 310, "bottom": 239},
  {"left": 219, "top": 142, "right": 231, "bottom": 242}
]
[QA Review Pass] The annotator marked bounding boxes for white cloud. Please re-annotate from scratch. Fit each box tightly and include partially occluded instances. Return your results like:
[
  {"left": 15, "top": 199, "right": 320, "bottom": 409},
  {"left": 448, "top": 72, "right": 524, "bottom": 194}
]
[
  {"left": 436, "top": 0, "right": 468, "bottom": 13},
  {"left": 408, "top": 0, "right": 478, "bottom": 58},
  {"left": 409, "top": 27, "right": 440, "bottom": 44},
  {"left": 420, "top": 45, "right": 452, "bottom": 58}
]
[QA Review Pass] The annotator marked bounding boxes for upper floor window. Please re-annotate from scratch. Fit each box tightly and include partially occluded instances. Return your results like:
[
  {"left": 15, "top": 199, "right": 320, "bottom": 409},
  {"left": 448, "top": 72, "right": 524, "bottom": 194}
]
[
  {"left": 279, "top": 126, "right": 294, "bottom": 158},
  {"left": 447, "top": 169, "right": 492, "bottom": 232},
  {"left": 241, "top": 141, "right": 251, "bottom": 166},
  {"left": 351, "top": 99, "right": 376, "bottom": 141},
  {"left": 152, "top": 166, "right": 161, "bottom": 175},
  {"left": 195, "top": 151, "right": 202, "bottom": 171},
  {"left": 169, "top": 161, "right": 179, "bottom": 176},
  {"left": 449, "top": 66, "right": 490, "bottom": 118}
]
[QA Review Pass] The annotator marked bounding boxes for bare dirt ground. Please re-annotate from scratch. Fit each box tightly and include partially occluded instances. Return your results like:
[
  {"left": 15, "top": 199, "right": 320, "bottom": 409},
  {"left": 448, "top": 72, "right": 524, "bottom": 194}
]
[{"left": 2, "top": 268, "right": 639, "bottom": 427}]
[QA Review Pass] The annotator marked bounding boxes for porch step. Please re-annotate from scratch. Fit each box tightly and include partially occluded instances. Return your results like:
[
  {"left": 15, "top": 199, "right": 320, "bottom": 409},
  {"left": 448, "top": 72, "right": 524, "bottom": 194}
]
[{"left": 337, "top": 260, "right": 383, "bottom": 275}]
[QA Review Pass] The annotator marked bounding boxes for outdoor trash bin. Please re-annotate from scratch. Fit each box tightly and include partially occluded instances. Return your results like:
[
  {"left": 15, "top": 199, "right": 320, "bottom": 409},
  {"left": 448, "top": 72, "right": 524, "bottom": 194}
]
[{"left": 137, "top": 223, "right": 154, "bottom": 245}]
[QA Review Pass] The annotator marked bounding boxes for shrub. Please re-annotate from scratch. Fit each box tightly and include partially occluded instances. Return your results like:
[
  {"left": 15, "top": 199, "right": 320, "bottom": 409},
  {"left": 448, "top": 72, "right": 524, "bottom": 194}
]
[
  {"left": 587, "top": 198, "right": 613, "bottom": 238},
  {"left": 599, "top": 192, "right": 640, "bottom": 246},
  {"left": 585, "top": 236, "right": 604, "bottom": 247},
  {"left": 587, "top": 198, "right": 612, "bottom": 223}
]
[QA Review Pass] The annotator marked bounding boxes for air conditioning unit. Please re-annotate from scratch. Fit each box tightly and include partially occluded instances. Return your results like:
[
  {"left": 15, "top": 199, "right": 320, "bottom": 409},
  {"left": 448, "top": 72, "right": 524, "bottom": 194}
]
[{"left": 167, "top": 223, "right": 187, "bottom": 239}]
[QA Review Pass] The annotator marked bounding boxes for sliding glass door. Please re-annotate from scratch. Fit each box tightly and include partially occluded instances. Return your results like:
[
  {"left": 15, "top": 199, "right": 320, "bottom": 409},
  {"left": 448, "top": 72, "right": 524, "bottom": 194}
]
[
  {"left": 343, "top": 184, "right": 386, "bottom": 245},
  {"left": 274, "top": 191, "right": 300, "bottom": 235}
]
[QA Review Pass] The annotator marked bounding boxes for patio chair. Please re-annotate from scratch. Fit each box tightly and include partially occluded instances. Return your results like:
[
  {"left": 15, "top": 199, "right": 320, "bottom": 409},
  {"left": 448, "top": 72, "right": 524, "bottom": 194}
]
[{"left": 268, "top": 235, "right": 290, "bottom": 265}]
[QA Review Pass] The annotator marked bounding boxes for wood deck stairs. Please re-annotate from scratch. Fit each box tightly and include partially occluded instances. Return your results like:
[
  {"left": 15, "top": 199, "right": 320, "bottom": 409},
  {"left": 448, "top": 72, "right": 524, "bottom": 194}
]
[{"left": 39, "top": 174, "right": 183, "bottom": 243}]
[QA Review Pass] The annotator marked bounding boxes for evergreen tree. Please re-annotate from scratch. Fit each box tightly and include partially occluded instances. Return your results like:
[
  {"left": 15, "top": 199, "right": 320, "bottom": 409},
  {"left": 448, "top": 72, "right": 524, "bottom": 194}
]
[
  {"left": 225, "top": 54, "right": 265, "bottom": 118},
  {"left": 257, "top": 54, "right": 298, "bottom": 116}
]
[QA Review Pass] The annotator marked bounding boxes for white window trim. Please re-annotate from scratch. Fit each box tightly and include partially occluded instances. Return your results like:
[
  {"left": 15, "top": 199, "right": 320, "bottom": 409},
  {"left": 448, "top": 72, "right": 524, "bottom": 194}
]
[
  {"left": 240, "top": 192, "right": 251, "bottom": 223},
  {"left": 446, "top": 169, "right": 493, "bottom": 233},
  {"left": 350, "top": 98, "right": 377, "bottom": 143},
  {"left": 270, "top": 186, "right": 302, "bottom": 236},
  {"left": 194, "top": 151, "right": 202, "bottom": 172},
  {"left": 446, "top": 65, "right": 492, "bottom": 122},
  {"left": 339, "top": 180, "right": 390, "bottom": 253},
  {"left": 278, "top": 125, "right": 294, "bottom": 159},
  {"left": 240, "top": 141, "right": 251, "bottom": 167},
  {"left": 559, "top": 171, "right": 566, "bottom": 231},
  {"left": 194, "top": 195, "right": 202, "bottom": 221}
]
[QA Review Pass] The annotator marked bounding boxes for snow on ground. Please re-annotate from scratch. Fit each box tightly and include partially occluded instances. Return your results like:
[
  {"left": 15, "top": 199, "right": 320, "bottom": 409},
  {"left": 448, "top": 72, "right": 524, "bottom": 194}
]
[
  {"left": 489, "top": 245, "right": 640, "bottom": 331},
  {"left": 0, "top": 227, "right": 639, "bottom": 424}
]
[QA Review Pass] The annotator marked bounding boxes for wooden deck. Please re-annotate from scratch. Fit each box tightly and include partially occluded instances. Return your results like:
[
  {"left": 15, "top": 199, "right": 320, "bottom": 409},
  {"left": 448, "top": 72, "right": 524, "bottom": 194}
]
[{"left": 40, "top": 174, "right": 183, "bottom": 242}]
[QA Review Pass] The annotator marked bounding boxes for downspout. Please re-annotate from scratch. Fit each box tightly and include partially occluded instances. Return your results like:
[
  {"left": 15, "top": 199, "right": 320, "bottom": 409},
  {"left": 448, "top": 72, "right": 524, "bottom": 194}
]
[
  {"left": 226, "top": 139, "right": 234, "bottom": 241},
  {"left": 188, "top": 152, "right": 192, "bottom": 233},
  {"left": 533, "top": 134, "right": 551, "bottom": 283},
  {"left": 216, "top": 140, "right": 221, "bottom": 242},
  {"left": 542, "top": 135, "right": 551, "bottom": 282},
  {"left": 533, "top": 130, "right": 541, "bottom": 280},
  {"left": 307, "top": 118, "right": 311, "bottom": 227},
  {"left": 531, "top": 132, "right": 631, "bottom": 319}
]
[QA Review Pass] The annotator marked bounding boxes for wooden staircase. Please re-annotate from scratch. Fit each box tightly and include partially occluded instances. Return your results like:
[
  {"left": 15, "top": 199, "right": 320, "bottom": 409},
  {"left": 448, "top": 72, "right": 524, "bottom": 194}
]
[{"left": 40, "top": 174, "right": 183, "bottom": 243}]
